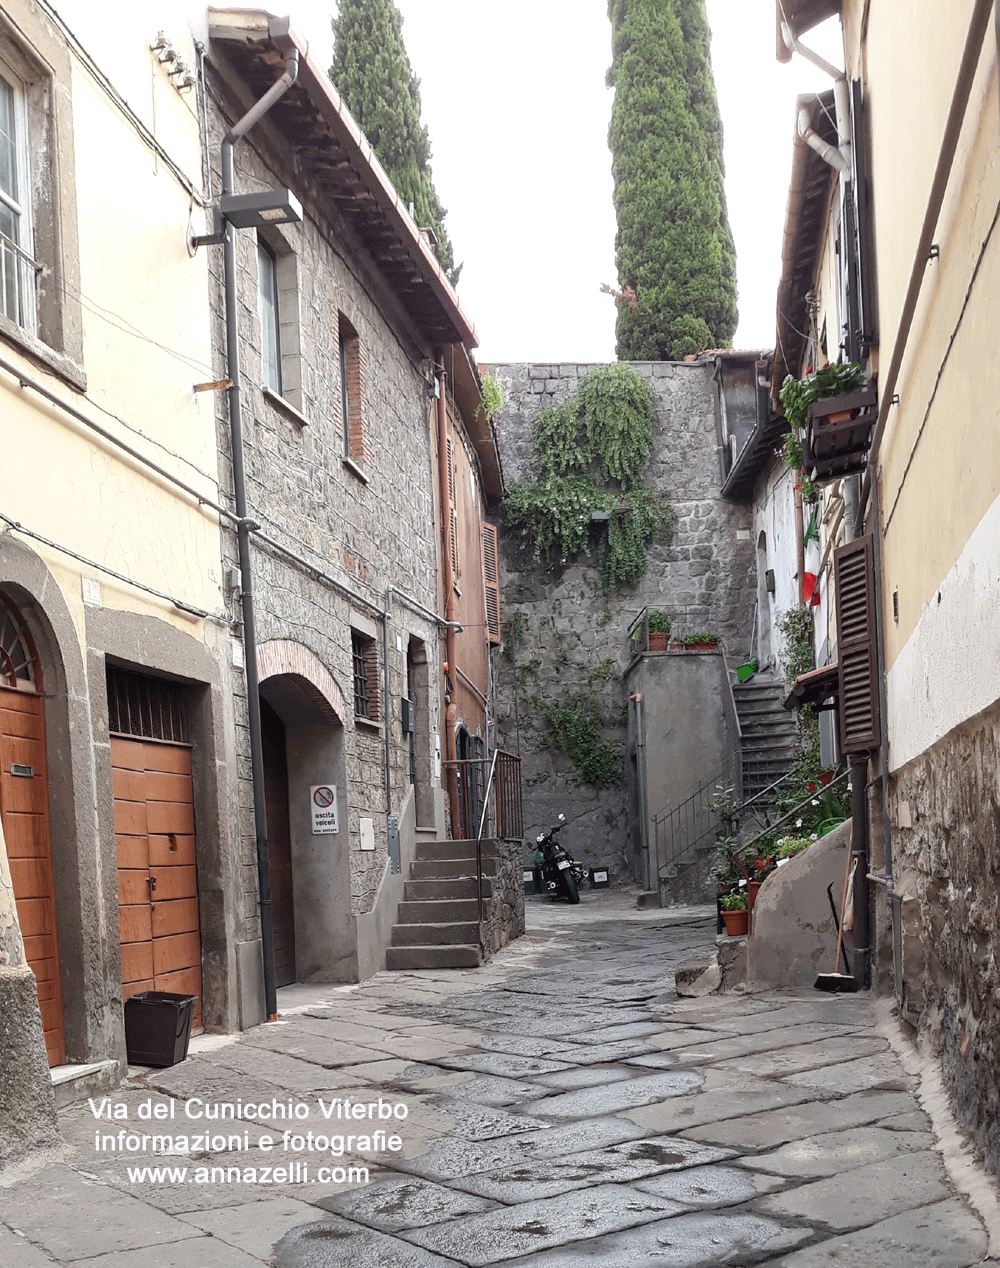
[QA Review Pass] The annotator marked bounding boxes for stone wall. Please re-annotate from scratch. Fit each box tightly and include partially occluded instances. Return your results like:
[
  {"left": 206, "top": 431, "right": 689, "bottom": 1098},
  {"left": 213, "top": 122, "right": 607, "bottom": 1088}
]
[
  {"left": 886, "top": 697, "right": 1000, "bottom": 1174},
  {"left": 490, "top": 362, "right": 755, "bottom": 878},
  {"left": 205, "top": 78, "right": 441, "bottom": 966},
  {"left": 482, "top": 839, "right": 525, "bottom": 958}
]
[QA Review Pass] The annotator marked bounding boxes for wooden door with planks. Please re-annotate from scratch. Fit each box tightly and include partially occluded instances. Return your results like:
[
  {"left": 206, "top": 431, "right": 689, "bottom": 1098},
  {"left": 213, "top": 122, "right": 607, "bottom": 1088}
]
[
  {"left": 0, "top": 594, "right": 64, "bottom": 1067},
  {"left": 108, "top": 667, "right": 201, "bottom": 1029}
]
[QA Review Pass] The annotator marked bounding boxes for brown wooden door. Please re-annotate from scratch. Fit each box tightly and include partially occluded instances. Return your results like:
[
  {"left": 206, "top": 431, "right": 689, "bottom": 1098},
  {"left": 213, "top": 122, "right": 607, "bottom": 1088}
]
[
  {"left": 1, "top": 683, "right": 65, "bottom": 1066},
  {"left": 112, "top": 736, "right": 202, "bottom": 1029},
  {"left": 260, "top": 698, "right": 295, "bottom": 987}
]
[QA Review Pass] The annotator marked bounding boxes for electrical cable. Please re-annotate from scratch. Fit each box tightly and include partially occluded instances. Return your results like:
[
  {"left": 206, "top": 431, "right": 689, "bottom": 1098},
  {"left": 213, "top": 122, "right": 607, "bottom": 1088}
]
[{"left": 0, "top": 514, "right": 229, "bottom": 625}]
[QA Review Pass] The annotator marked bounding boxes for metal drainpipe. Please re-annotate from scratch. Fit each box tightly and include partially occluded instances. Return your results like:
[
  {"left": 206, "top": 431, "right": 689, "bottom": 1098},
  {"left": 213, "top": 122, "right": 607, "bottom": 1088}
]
[
  {"left": 383, "top": 588, "right": 392, "bottom": 817},
  {"left": 633, "top": 693, "right": 651, "bottom": 893},
  {"left": 220, "top": 31, "right": 299, "bottom": 1023},
  {"left": 434, "top": 350, "right": 461, "bottom": 836}
]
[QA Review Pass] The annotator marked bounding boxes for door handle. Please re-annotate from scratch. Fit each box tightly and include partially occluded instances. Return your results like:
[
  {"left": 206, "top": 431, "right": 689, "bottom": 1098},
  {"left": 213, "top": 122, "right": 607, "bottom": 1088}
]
[{"left": 148, "top": 875, "right": 157, "bottom": 892}]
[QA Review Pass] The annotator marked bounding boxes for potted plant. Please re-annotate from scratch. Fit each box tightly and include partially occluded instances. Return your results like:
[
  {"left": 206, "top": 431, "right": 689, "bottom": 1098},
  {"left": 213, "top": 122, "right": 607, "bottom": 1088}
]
[
  {"left": 720, "top": 889, "right": 748, "bottom": 936},
  {"left": 680, "top": 632, "right": 719, "bottom": 651},
  {"left": 647, "top": 609, "right": 671, "bottom": 651}
]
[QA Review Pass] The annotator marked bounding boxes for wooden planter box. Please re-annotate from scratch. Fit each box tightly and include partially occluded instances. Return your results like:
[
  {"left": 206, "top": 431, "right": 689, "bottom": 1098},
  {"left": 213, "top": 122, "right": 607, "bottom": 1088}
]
[{"left": 804, "top": 386, "right": 877, "bottom": 483}]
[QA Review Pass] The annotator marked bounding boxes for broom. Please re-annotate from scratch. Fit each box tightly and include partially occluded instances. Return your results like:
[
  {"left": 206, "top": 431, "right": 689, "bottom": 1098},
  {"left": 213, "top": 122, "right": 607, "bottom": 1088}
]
[{"left": 814, "top": 834, "right": 858, "bottom": 993}]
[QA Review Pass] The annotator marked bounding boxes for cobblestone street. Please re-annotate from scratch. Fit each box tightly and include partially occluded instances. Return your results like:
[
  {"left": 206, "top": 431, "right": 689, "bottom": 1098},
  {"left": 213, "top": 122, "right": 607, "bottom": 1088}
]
[{"left": 3, "top": 892, "right": 998, "bottom": 1266}]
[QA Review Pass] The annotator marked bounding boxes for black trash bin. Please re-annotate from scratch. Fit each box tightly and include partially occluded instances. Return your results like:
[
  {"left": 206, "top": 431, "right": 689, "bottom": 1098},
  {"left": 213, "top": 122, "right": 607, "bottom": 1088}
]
[{"left": 124, "top": 991, "right": 197, "bottom": 1067}]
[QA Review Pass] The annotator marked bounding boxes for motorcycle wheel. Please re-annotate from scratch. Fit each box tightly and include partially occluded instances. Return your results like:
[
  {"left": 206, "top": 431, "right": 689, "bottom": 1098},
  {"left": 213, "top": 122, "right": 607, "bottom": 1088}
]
[{"left": 561, "top": 868, "right": 580, "bottom": 904}]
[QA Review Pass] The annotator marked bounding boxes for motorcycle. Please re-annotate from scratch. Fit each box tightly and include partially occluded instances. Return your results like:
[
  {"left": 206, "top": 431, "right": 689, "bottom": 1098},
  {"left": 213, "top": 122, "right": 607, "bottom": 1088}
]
[{"left": 533, "top": 814, "right": 586, "bottom": 904}]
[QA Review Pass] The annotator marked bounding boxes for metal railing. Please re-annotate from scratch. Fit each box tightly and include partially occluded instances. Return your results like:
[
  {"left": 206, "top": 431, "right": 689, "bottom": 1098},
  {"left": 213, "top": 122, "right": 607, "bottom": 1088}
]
[
  {"left": 628, "top": 606, "right": 671, "bottom": 657},
  {"left": 443, "top": 749, "right": 523, "bottom": 929},
  {"left": 651, "top": 751, "right": 742, "bottom": 880}
]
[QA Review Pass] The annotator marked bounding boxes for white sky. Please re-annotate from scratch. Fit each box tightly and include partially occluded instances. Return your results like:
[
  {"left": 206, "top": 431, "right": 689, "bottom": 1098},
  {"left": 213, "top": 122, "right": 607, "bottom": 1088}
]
[{"left": 291, "top": 1, "right": 843, "bottom": 362}]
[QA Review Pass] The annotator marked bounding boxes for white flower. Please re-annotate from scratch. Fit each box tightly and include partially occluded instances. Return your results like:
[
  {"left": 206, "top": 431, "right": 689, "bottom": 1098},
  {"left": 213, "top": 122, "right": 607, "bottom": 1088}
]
[
  {"left": 810, "top": 833, "right": 818, "bottom": 841},
  {"left": 810, "top": 799, "right": 818, "bottom": 806},
  {"left": 795, "top": 818, "right": 803, "bottom": 827}
]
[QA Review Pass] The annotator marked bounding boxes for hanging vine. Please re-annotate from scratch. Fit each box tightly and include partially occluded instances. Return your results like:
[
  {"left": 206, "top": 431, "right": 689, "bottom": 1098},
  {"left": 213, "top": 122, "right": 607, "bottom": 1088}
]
[{"left": 503, "top": 365, "right": 672, "bottom": 592}]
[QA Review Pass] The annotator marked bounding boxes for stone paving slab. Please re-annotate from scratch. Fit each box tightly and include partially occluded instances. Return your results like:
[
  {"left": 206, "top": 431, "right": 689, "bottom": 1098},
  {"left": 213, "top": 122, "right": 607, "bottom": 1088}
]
[
  {"left": 550, "top": 1038, "right": 659, "bottom": 1064},
  {"left": 740, "top": 1125, "right": 937, "bottom": 1178},
  {"left": 0, "top": 1164, "right": 204, "bottom": 1261},
  {"left": 560, "top": 1021, "right": 667, "bottom": 1044},
  {"left": 782, "top": 1051, "right": 915, "bottom": 1094},
  {"left": 318, "top": 1175, "right": 495, "bottom": 1231},
  {"left": 400, "top": 1182, "right": 684, "bottom": 1265},
  {"left": 625, "top": 1080, "right": 828, "bottom": 1136},
  {"left": 680, "top": 1088, "right": 919, "bottom": 1149},
  {"left": 435, "top": 1052, "right": 573, "bottom": 1078},
  {"left": 62, "top": 1236, "right": 269, "bottom": 1268},
  {"left": 426, "top": 1100, "right": 552, "bottom": 1141},
  {"left": 176, "top": 1196, "right": 327, "bottom": 1260},
  {"left": 711, "top": 1034, "right": 888, "bottom": 1079},
  {"left": 756, "top": 1197, "right": 989, "bottom": 1267},
  {"left": 524, "top": 1069, "right": 704, "bottom": 1119},
  {"left": 414, "top": 1073, "right": 545, "bottom": 1105},
  {"left": 634, "top": 1162, "right": 787, "bottom": 1207},
  {"left": 272, "top": 1215, "right": 466, "bottom": 1267},
  {"left": 530, "top": 1065, "right": 635, "bottom": 1090},
  {"left": 661, "top": 1022, "right": 868, "bottom": 1065},
  {"left": 756, "top": 1148, "right": 952, "bottom": 1230},
  {"left": 392, "top": 1116, "right": 646, "bottom": 1182},
  {"left": 475, "top": 1033, "right": 583, "bottom": 1058},
  {"left": 0, "top": 1224, "right": 58, "bottom": 1267},
  {"left": 501, "top": 1210, "right": 809, "bottom": 1267}
]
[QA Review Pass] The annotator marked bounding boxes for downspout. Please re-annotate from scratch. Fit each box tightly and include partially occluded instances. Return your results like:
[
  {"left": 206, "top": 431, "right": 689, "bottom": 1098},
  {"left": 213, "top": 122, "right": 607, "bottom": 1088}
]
[
  {"left": 434, "top": 349, "right": 461, "bottom": 836},
  {"left": 383, "top": 588, "right": 392, "bottom": 819},
  {"left": 794, "top": 481, "right": 806, "bottom": 603},
  {"left": 220, "top": 24, "right": 299, "bottom": 1023},
  {"left": 633, "top": 693, "right": 651, "bottom": 892}
]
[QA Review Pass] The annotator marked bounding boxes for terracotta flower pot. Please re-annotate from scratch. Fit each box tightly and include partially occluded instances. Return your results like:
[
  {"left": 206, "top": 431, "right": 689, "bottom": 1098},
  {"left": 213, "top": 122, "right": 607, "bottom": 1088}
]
[
  {"left": 818, "top": 770, "right": 835, "bottom": 787},
  {"left": 686, "top": 642, "right": 718, "bottom": 652},
  {"left": 823, "top": 409, "right": 853, "bottom": 425},
  {"left": 721, "top": 909, "right": 748, "bottom": 936},
  {"left": 648, "top": 632, "right": 670, "bottom": 651},
  {"left": 747, "top": 880, "right": 762, "bottom": 927}
]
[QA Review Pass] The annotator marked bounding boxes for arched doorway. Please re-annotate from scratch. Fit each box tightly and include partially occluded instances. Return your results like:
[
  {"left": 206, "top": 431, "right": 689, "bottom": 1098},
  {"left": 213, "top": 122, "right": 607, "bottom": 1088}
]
[
  {"left": 257, "top": 645, "right": 349, "bottom": 982},
  {"left": 0, "top": 591, "right": 64, "bottom": 1065},
  {"left": 757, "top": 531, "right": 773, "bottom": 670}
]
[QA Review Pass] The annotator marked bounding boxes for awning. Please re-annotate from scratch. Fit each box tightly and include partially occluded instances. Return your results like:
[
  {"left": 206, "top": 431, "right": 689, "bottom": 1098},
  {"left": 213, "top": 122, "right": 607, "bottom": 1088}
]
[{"left": 784, "top": 661, "right": 839, "bottom": 711}]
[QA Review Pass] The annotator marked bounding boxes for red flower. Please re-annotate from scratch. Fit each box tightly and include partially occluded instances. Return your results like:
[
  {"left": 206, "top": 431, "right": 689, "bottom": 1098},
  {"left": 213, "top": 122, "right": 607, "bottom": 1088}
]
[{"left": 809, "top": 783, "right": 816, "bottom": 792}]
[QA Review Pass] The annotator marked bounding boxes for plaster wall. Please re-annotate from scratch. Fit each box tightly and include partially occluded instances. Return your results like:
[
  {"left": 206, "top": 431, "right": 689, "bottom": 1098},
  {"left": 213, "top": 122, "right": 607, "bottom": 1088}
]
[
  {"left": 752, "top": 458, "right": 801, "bottom": 673},
  {"left": 625, "top": 650, "right": 740, "bottom": 902},
  {"left": 491, "top": 361, "right": 754, "bottom": 875}
]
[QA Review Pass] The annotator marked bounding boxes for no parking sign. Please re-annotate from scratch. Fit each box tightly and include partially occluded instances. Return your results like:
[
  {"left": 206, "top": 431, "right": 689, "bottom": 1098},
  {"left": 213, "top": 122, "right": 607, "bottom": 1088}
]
[{"left": 310, "top": 784, "right": 339, "bottom": 835}]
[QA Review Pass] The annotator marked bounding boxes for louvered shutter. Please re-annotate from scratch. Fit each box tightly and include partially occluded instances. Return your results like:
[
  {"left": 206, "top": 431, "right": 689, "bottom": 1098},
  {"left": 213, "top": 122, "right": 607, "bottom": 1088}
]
[
  {"left": 834, "top": 534, "right": 880, "bottom": 752},
  {"left": 482, "top": 522, "right": 501, "bottom": 645},
  {"left": 449, "top": 506, "right": 459, "bottom": 577}
]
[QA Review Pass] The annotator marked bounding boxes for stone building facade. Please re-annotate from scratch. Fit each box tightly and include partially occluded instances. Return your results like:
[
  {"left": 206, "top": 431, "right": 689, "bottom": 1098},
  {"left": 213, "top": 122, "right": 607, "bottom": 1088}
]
[{"left": 488, "top": 360, "right": 755, "bottom": 876}]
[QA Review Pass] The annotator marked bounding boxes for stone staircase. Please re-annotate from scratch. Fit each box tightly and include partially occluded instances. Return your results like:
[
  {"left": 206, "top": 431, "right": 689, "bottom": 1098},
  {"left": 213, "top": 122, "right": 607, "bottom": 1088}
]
[
  {"left": 385, "top": 838, "right": 493, "bottom": 970},
  {"left": 733, "top": 677, "right": 800, "bottom": 802}
]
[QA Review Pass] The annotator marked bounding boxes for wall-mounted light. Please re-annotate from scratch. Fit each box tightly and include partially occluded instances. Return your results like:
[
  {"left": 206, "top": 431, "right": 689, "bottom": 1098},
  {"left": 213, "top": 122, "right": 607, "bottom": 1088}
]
[{"left": 219, "top": 189, "right": 302, "bottom": 229}]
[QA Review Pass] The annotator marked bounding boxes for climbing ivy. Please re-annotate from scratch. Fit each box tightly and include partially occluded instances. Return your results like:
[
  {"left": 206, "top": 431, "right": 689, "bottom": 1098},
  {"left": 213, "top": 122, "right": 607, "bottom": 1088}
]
[
  {"left": 777, "top": 605, "right": 815, "bottom": 686},
  {"left": 542, "top": 692, "right": 623, "bottom": 789},
  {"left": 503, "top": 365, "right": 672, "bottom": 592}
]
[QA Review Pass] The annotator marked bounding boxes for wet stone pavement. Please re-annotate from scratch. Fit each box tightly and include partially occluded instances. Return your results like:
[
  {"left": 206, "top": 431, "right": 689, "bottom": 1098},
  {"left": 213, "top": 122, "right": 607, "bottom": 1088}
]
[{"left": 3, "top": 892, "right": 998, "bottom": 1267}]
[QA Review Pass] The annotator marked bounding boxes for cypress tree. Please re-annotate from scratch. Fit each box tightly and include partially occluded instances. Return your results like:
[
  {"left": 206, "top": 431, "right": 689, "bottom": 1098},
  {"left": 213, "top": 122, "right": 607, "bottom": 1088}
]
[
  {"left": 331, "top": 0, "right": 461, "bottom": 286},
  {"left": 607, "top": 0, "right": 737, "bottom": 361}
]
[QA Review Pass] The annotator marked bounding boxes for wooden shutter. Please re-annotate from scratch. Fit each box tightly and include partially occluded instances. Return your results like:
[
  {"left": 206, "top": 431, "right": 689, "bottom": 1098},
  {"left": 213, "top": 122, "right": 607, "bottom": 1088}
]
[
  {"left": 482, "top": 522, "right": 501, "bottom": 645},
  {"left": 449, "top": 506, "right": 460, "bottom": 578},
  {"left": 834, "top": 534, "right": 880, "bottom": 753}
]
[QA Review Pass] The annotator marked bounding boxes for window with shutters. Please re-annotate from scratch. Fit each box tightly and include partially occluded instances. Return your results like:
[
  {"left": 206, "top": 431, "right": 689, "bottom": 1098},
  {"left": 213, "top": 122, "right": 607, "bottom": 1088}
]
[
  {"left": 482, "top": 522, "right": 501, "bottom": 645},
  {"left": 445, "top": 435, "right": 459, "bottom": 581},
  {"left": 834, "top": 534, "right": 880, "bottom": 753}
]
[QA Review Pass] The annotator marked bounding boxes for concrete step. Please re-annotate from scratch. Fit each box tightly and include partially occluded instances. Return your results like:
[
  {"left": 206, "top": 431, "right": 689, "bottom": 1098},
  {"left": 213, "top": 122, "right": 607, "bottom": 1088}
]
[
  {"left": 414, "top": 838, "right": 497, "bottom": 862},
  {"left": 386, "top": 944, "right": 481, "bottom": 970},
  {"left": 403, "top": 877, "right": 491, "bottom": 902},
  {"left": 410, "top": 856, "right": 497, "bottom": 880},
  {"left": 396, "top": 898, "right": 480, "bottom": 924},
  {"left": 391, "top": 921, "right": 480, "bottom": 947}
]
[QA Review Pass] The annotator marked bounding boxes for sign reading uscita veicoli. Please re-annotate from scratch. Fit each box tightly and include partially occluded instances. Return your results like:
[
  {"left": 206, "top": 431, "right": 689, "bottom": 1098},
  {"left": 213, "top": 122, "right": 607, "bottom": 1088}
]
[{"left": 310, "top": 784, "right": 339, "bottom": 835}]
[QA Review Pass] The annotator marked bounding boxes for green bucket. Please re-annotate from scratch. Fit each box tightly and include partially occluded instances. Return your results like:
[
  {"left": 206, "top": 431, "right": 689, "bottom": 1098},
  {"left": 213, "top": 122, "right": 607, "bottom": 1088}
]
[{"left": 737, "top": 660, "right": 758, "bottom": 683}]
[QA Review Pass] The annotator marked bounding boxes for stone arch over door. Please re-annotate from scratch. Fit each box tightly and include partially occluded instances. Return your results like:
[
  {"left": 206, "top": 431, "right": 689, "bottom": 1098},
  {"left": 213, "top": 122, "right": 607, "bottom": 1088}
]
[{"left": 257, "top": 641, "right": 354, "bottom": 982}]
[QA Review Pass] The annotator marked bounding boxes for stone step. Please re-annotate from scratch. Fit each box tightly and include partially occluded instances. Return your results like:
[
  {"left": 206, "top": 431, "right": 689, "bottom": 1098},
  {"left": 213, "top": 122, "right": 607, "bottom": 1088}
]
[
  {"left": 414, "top": 838, "right": 497, "bottom": 862},
  {"left": 391, "top": 921, "right": 480, "bottom": 947},
  {"left": 403, "top": 877, "right": 491, "bottom": 902},
  {"left": 386, "top": 944, "right": 481, "bottom": 970},
  {"left": 396, "top": 898, "right": 480, "bottom": 924},
  {"left": 410, "top": 856, "right": 497, "bottom": 880}
]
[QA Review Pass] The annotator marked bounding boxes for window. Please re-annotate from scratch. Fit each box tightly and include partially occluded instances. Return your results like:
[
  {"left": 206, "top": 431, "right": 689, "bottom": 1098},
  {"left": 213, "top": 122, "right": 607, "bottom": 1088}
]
[
  {"left": 257, "top": 236, "right": 281, "bottom": 394},
  {"left": 0, "top": 61, "right": 35, "bottom": 331},
  {"left": 338, "top": 312, "right": 367, "bottom": 467},
  {"left": 351, "top": 630, "right": 379, "bottom": 722},
  {"left": 481, "top": 522, "right": 501, "bottom": 645}
]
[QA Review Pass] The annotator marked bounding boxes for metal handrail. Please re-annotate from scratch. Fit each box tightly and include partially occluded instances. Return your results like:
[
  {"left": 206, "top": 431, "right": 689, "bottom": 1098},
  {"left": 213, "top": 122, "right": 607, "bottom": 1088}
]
[
  {"left": 733, "top": 767, "right": 851, "bottom": 874},
  {"left": 476, "top": 750, "right": 500, "bottom": 932}
]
